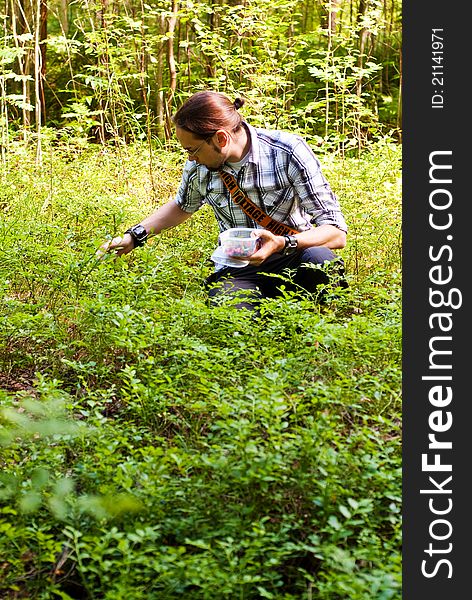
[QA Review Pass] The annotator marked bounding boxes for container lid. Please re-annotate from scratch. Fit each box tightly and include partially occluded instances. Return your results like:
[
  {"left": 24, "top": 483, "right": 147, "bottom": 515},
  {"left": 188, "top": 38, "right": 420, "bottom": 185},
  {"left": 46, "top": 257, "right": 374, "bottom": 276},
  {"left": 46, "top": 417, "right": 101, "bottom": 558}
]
[
  {"left": 210, "top": 247, "right": 250, "bottom": 268},
  {"left": 219, "top": 227, "right": 259, "bottom": 240}
]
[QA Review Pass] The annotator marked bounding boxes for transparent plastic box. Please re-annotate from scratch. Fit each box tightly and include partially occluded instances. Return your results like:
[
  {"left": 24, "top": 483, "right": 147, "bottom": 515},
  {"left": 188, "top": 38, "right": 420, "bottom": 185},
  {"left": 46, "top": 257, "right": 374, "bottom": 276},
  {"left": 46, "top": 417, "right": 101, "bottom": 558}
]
[
  {"left": 210, "top": 228, "right": 261, "bottom": 268},
  {"left": 219, "top": 228, "right": 260, "bottom": 258}
]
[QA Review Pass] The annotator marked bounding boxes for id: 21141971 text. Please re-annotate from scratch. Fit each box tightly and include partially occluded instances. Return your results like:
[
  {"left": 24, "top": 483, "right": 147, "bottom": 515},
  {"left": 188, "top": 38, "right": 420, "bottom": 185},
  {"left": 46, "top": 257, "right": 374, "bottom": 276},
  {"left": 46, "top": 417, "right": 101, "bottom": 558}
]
[{"left": 431, "top": 28, "right": 444, "bottom": 109}]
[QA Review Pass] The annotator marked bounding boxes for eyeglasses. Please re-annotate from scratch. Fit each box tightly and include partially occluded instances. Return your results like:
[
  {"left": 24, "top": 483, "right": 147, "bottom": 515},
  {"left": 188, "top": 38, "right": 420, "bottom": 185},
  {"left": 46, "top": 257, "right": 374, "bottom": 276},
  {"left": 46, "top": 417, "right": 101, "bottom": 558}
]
[{"left": 185, "top": 134, "right": 213, "bottom": 158}]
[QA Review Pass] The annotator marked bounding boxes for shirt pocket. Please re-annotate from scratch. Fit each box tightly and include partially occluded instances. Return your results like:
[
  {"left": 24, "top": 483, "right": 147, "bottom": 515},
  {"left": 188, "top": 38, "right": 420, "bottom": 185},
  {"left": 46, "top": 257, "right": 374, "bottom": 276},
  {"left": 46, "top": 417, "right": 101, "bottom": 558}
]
[
  {"left": 259, "top": 185, "right": 294, "bottom": 210},
  {"left": 205, "top": 191, "right": 230, "bottom": 210}
]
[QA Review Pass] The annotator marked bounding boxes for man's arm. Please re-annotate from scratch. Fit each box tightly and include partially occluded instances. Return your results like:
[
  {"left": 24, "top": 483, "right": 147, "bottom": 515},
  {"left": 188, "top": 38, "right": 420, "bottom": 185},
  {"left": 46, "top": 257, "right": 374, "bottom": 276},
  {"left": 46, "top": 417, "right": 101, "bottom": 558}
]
[
  {"left": 288, "top": 139, "right": 348, "bottom": 235},
  {"left": 99, "top": 199, "right": 193, "bottom": 257},
  {"left": 247, "top": 224, "right": 346, "bottom": 266}
]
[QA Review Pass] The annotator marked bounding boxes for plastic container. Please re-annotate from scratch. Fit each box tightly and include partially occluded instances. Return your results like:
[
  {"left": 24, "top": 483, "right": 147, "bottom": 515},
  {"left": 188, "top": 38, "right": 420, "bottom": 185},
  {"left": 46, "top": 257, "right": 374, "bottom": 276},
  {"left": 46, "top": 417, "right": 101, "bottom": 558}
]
[
  {"left": 210, "top": 228, "right": 261, "bottom": 268},
  {"left": 219, "top": 228, "right": 260, "bottom": 258}
]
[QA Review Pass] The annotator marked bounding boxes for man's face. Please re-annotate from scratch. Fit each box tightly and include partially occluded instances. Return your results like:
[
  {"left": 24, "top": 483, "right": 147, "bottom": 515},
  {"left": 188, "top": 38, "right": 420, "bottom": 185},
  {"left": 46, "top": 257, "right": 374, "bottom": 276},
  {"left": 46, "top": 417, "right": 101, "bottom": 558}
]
[{"left": 176, "top": 127, "right": 226, "bottom": 171}]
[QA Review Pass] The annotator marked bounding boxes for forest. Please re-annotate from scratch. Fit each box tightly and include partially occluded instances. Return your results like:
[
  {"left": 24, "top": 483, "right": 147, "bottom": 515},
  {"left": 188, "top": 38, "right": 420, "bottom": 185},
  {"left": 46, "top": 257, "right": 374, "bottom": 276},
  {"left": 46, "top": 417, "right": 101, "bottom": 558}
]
[
  {"left": 1, "top": 0, "right": 401, "bottom": 150},
  {"left": 1, "top": 1, "right": 402, "bottom": 598}
]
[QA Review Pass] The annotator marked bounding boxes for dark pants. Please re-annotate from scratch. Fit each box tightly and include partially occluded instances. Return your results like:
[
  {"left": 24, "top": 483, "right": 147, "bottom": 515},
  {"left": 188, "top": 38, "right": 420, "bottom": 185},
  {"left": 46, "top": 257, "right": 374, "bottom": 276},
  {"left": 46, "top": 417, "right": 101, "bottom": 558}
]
[{"left": 206, "top": 247, "right": 346, "bottom": 310}]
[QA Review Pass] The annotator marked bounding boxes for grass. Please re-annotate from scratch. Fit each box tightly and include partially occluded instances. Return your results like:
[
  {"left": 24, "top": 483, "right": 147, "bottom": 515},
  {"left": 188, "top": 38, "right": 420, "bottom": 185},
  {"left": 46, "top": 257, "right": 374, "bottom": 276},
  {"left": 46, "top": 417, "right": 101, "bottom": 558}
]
[{"left": 0, "top": 138, "right": 401, "bottom": 599}]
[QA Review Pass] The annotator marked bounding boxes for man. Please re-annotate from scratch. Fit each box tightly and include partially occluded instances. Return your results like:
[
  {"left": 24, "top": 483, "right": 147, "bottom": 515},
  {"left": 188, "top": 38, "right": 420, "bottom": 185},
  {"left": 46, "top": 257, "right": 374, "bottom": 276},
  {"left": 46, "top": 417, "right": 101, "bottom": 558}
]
[{"left": 101, "top": 91, "right": 348, "bottom": 309}]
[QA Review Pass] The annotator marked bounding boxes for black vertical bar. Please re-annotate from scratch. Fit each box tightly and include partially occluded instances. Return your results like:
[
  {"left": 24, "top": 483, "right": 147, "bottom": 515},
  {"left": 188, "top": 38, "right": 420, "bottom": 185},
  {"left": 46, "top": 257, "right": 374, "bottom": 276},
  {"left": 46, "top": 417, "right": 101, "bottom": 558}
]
[{"left": 403, "top": 1, "right": 469, "bottom": 597}]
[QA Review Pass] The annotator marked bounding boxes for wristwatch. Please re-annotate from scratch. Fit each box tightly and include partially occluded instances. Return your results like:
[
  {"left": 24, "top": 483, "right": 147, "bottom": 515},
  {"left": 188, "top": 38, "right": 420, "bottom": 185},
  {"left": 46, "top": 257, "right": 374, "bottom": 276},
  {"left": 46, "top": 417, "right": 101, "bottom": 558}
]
[
  {"left": 124, "top": 224, "right": 148, "bottom": 247},
  {"left": 282, "top": 234, "right": 298, "bottom": 255}
]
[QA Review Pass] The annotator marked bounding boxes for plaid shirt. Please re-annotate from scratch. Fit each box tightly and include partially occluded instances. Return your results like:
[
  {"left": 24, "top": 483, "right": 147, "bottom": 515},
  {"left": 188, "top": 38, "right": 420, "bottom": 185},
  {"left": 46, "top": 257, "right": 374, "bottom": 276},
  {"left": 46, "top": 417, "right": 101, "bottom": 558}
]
[{"left": 174, "top": 123, "right": 348, "bottom": 234}]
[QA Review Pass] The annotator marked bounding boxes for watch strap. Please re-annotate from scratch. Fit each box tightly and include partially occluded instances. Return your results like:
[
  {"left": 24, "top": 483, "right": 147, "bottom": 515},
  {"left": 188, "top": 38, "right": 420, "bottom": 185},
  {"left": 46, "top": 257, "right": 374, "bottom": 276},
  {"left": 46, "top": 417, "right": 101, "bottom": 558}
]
[
  {"left": 124, "top": 224, "right": 148, "bottom": 247},
  {"left": 282, "top": 234, "right": 298, "bottom": 255}
]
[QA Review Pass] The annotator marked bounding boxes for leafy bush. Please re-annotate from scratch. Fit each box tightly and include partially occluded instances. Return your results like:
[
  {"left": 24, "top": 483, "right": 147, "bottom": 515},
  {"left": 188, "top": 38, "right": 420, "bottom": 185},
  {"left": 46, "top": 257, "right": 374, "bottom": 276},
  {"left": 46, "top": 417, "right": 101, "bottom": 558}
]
[{"left": 0, "top": 140, "right": 401, "bottom": 599}]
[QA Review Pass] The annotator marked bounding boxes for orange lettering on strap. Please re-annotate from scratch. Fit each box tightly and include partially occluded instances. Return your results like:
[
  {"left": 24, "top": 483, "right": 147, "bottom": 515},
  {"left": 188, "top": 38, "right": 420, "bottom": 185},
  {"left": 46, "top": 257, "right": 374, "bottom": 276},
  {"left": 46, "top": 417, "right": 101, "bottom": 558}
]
[{"left": 218, "top": 170, "right": 298, "bottom": 235}]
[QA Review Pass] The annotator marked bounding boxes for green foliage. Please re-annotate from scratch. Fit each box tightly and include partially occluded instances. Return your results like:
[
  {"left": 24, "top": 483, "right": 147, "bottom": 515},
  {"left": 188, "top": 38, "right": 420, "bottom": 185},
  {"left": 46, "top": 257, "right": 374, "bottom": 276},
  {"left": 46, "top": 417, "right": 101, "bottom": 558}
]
[
  {"left": 321, "top": 137, "right": 402, "bottom": 278},
  {"left": 0, "top": 141, "right": 401, "bottom": 598},
  {"left": 0, "top": 0, "right": 401, "bottom": 149}
]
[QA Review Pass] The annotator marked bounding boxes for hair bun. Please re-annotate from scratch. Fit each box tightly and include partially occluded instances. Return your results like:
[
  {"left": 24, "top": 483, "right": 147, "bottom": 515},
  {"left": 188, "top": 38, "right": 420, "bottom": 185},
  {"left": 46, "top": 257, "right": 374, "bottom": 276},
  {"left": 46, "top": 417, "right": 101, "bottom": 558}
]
[{"left": 233, "top": 97, "right": 245, "bottom": 110}]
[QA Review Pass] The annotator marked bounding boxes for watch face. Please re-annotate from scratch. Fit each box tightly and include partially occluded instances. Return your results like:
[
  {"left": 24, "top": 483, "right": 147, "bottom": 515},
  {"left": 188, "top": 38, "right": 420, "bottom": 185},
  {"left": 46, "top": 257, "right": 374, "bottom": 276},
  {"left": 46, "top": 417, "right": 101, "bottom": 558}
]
[
  {"left": 284, "top": 235, "right": 297, "bottom": 254},
  {"left": 127, "top": 224, "right": 148, "bottom": 246},
  {"left": 132, "top": 225, "right": 147, "bottom": 240}
]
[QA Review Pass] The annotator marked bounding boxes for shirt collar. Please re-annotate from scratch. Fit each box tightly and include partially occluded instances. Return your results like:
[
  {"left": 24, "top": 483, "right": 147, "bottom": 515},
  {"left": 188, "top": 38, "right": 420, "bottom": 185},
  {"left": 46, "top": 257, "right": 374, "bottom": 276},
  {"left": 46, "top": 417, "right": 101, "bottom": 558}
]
[{"left": 242, "top": 121, "right": 259, "bottom": 165}]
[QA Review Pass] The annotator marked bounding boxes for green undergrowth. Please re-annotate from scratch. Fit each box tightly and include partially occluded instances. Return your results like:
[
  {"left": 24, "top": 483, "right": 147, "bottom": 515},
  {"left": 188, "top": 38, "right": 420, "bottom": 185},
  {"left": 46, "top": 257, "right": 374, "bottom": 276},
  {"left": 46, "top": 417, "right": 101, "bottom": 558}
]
[{"left": 0, "top": 140, "right": 402, "bottom": 599}]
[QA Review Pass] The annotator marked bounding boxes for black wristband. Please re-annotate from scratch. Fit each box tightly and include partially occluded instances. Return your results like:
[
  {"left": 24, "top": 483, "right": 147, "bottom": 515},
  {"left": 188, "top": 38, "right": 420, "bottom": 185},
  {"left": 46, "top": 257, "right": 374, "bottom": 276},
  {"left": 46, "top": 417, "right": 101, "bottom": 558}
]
[
  {"left": 124, "top": 224, "right": 148, "bottom": 247},
  {"left": 282, "top": 234, "right": 298, "bottom": 255}
]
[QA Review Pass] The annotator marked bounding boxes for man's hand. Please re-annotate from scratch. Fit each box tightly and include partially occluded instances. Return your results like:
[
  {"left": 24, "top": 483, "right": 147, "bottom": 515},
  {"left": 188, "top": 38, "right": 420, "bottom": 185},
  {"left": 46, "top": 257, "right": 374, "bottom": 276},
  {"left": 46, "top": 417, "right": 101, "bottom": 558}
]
[
  {"left": 245, "top": 224, "right": 346, "bottom": 266},
  {"left": 96, "top": 233, "right": 134, "bottom": 259},
  {"left": 246, "top": 230, "right": 285, "bottom": 266}
]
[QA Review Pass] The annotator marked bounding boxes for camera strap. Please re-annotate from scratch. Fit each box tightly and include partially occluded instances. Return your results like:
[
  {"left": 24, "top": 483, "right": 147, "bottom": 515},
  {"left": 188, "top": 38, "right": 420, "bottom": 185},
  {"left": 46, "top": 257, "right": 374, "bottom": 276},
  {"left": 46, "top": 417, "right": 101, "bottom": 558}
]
[{"left": 218, "top": 169, "right": 299, "bottom": 236}]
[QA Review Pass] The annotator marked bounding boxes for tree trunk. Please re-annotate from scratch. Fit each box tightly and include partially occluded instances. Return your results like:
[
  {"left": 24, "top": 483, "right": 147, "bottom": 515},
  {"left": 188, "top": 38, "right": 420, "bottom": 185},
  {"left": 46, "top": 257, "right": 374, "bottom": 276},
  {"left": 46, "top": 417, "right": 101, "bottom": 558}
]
[
  {"left": 97, "top": 0, "right": 109, "bottom": 144},
  {"left": 34, "top": 0, "right": 43, "bottom": 163},
  {"left": 355, "top": 0, "right": 369, "bottom": 152},
  {"left": 38, "top": 0, "right": 47, "bottom": 123},
  {"left": 59, "top": 0, "right": 69, "bottom": 35},
  {"left": 11, "top": 0, "right": 32, "bottom": 134},
  {"left": 165, "top": 0, "right": 178, "bottom": 140},
  {"left": 156, "top": 12, "right": 166, "bottom": 138},
  {"left": 327, "top": 0, "right": 342, "bottom": 34}
]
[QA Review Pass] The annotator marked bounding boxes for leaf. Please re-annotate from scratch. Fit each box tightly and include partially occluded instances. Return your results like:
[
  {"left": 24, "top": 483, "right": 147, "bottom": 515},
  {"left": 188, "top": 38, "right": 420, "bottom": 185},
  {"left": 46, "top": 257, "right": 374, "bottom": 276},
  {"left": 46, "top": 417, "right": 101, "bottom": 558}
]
[
  {"left": 328, "top": 515, "right": 341, "bottom": 530},
  {"left": 347, "top": 497, "right": 359, "bottom": 510}
]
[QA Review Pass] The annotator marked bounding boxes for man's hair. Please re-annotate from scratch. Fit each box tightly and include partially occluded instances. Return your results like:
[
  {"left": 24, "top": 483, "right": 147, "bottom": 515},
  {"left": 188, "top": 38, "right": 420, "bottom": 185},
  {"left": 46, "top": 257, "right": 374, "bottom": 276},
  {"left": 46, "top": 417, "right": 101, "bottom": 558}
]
[{"left": 172, "top": 91, "right": 245, "bottom": 138}]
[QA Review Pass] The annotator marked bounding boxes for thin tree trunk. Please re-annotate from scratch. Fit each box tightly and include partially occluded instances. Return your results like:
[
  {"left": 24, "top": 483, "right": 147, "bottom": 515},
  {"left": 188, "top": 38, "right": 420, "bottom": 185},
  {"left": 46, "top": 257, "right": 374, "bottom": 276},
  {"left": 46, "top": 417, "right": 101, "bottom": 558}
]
[
  {"left": 11, "top": 0, "right": 32, "bottom": 136},
  {"left": 34, "top": 0, "right": 43, "bottom": 164},
  {"left": 165, "top": 0, "right": 178, "bottom": 140},
  {"left": 185, "top": 19, "right": 191, "bottom": 90},
  {"left": 1, "top": 78, "right": 9, "bottom": 166},
  {"left": 328, "top": 0, "right": 342, "bottom": 34},
  {"left": 39, "top": 0, "right": 47, "bottom": 123},
  {"left": 156, "top": 13, "right": 165, "bottom": 138},
  {"left": 59, "top": 0, "right": 68, "bottom": 35},
  {"left": 205, "top": 0, "right": 216, "bottom": 79},
  {"left": 324, "top": 4, "right": 334, "bottom": 142},
  {"left": 356, "top": 0, "right": 372, "bottom": 153},
  {"left": 0, "top": 4, "right": 8, "bottom": 161},
  {"left": 97, "top": 0, "right": 109, "bottom": 144}
]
